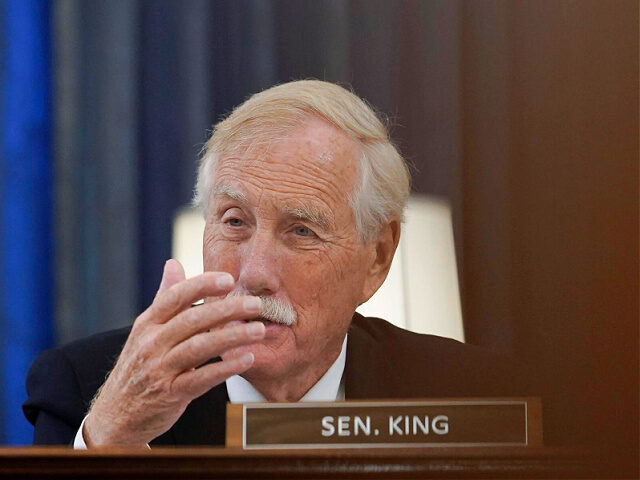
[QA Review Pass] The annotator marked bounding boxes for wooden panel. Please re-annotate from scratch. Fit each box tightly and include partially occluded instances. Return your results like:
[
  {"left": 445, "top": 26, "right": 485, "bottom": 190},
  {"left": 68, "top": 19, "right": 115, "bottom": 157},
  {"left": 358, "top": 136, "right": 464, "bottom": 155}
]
[
  {"left": 226, "top": 404, "right": 243, "bottom": 448},
  {"left": 0, "top": 446, "right": 620, "bottom": 479},
  {"left": 459, "top": 0, "right": 638, "bottom": 455}
]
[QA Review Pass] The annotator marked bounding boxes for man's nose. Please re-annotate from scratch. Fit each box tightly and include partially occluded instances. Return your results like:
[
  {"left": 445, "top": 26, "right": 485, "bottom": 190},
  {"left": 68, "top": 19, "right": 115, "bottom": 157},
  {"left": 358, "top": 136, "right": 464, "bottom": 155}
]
[{"left": 238, "top": 231, "right": 281, "bottom": 297}]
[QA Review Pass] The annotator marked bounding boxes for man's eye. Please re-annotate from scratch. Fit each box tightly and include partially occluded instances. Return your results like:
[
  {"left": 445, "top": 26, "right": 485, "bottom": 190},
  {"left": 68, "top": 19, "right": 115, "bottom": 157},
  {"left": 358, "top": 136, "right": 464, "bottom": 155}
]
[
  {"left": 294, "top": 226, "right": 313, "bottom": 237},
  {"left": 227, "top": 218, "right": 243, "bottom": 227}
]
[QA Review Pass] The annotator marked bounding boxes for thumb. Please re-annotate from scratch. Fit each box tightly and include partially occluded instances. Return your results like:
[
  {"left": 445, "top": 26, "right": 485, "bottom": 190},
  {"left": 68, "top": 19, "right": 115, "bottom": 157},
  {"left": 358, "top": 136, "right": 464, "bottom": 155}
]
[{"left": 156, "top": 259, "right": 186, "bottom": 295}]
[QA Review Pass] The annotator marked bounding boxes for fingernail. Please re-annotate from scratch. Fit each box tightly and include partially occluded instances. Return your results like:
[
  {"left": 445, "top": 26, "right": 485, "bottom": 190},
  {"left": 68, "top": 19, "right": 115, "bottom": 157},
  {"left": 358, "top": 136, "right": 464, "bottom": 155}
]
[
  {"left": 216, "top": 273, "right": 234, "bottom": 288},
  {"left": 240, "top": 352, "right": 254, "bottom": 367},
  {"left": 246, "top": 321, "right": 265, "bottom": 337},
  {"left": 243, "top": 296, "right": 262, "bottom": 312}
]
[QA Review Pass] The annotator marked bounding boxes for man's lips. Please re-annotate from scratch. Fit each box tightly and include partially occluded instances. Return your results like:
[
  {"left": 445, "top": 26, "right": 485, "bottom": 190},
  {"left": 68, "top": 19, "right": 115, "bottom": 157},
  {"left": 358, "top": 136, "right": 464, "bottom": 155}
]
[
  {"left": 244, "top": 317, "right": 269, "bottom": 324},
  {"left": 244, "top": 317, "right": 287, "bottom": 326}
]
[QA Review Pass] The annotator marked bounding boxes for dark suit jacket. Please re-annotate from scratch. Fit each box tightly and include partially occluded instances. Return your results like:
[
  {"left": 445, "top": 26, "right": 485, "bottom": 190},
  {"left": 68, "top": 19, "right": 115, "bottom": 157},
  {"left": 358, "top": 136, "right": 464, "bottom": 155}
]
[{"left": 23, "top": 314, "right": 528, "bottom": 445}]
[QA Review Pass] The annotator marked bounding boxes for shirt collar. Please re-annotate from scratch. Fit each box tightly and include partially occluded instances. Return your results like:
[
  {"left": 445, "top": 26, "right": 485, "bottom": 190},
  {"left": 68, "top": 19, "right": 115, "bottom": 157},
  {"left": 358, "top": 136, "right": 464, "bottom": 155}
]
[{"left": 226, "top": 334, "right": 347, "bottom": 403}]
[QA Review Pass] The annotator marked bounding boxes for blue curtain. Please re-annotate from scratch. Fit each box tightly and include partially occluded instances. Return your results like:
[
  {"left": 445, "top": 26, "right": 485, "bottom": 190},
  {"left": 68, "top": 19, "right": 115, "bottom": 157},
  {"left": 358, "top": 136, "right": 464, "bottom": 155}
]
[{"left": 0, "top": 0, "right": 53, "bottom": 445}]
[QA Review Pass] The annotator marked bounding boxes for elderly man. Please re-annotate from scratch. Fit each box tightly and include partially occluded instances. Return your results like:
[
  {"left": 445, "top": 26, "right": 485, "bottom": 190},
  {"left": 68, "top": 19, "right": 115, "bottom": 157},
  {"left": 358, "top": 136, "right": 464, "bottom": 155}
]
[{"left": 24, "top": 80, "right": 524, "bottom": 446}]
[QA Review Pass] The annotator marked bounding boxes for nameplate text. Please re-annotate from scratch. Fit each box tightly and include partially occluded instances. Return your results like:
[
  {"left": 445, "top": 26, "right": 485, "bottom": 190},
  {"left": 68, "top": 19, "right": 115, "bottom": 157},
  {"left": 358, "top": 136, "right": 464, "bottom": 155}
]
[{"left": 226, "top": 398, "right": 542, "bottom": 449}]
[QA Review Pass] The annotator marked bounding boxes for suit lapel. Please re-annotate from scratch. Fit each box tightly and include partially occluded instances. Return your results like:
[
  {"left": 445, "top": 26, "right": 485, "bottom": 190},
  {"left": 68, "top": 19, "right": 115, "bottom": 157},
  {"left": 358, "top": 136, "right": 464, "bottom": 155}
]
[{"left": 345, "top": 313, "right": 393, "bottom": 399}]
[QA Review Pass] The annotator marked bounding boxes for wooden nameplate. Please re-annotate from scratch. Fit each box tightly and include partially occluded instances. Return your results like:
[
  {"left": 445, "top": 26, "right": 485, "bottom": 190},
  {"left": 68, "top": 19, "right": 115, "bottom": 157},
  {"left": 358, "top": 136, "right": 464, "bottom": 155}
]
[{"left": 226, "top": 397, "right": 543, "bottom": 449}]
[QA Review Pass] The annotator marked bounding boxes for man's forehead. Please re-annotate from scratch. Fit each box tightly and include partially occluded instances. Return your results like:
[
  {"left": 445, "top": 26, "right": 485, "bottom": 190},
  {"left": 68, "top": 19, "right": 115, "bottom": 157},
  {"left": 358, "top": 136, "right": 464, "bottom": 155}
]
[
  {"left": 221, "top": 143, "right": 340, "bottom": 168},
  {"left": 211, "top": 118, "right": 360, "bottom": 224}
]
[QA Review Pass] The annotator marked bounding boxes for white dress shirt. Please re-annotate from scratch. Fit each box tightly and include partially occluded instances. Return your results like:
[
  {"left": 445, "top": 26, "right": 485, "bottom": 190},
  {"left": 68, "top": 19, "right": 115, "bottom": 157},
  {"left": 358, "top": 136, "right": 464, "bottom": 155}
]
[{"left": 74, "top": 335, "right": 347, "bottom": 448}]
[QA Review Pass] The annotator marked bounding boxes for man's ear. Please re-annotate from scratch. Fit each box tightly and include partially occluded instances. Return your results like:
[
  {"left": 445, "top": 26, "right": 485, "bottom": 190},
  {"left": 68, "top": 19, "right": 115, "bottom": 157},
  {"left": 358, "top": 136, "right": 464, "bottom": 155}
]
[{"left": 360, "top": 218, "right": 401, "bottom": 304}]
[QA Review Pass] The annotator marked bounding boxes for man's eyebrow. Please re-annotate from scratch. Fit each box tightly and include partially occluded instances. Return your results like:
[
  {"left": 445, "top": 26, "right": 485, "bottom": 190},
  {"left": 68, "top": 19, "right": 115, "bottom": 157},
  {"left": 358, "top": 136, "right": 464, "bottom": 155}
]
[
  {"left": 213, "top": 185, "right": 333, "bottom": 229},
  {"left": 284, "top": 204, "right": 333, "bottom": 230},
  {"left": 213, "top": 185, "right": 248, "bottom": 204}
]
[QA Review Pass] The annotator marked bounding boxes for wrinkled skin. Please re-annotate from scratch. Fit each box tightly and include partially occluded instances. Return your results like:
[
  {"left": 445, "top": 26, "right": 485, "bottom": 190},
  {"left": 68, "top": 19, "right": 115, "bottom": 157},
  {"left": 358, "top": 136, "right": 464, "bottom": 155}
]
[
  {"left": 83, "top": 116, "right": 399, "bottom": 446},
  {"left": 204, "top": 117, "right": 398, "bottom": 401},
  {"left": 83, "top": 260, "right": 267, "bottom": 446}
]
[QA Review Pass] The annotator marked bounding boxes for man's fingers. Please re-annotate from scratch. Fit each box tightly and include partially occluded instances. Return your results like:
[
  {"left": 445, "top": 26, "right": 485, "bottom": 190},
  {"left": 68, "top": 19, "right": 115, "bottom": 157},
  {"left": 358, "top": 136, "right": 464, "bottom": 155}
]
[
  {"left": 171, "top": 353, "right": 255, "bottom": 399},
  {"left": 163, "top": 322, "right": 265, "bottom": 373},
  {"left": 156, "top": 259, "right": 186, "bottom": 296},
  {"left": 157, "top": 296, "right": 262, "bottom": 347},
  {"left": 145, "top": 271, "right": 235, "bottom": 324}
]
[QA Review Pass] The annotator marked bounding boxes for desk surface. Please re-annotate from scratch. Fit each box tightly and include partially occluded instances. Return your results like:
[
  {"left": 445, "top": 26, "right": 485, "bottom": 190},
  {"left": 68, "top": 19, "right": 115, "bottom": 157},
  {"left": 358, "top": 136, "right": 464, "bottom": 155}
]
[{"left": 0, "top": 446, "right": 632, "bottom": 479}]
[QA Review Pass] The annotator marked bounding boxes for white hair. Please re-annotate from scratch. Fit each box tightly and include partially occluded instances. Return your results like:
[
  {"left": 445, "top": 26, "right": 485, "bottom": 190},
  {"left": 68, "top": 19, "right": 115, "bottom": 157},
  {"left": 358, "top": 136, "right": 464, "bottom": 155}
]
[
  {"left": 226, "top": 290, "right": 297, "bottom": 326},
  {"left": 193, "top": 80, "right": 410, "bottom": 242}
]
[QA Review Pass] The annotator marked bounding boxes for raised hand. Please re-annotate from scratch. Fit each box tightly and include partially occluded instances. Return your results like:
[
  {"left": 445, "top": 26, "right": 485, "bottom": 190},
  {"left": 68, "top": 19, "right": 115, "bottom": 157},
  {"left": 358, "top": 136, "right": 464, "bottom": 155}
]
[{"left": 83, "top": 259, "right": 264, "bottom": 446}]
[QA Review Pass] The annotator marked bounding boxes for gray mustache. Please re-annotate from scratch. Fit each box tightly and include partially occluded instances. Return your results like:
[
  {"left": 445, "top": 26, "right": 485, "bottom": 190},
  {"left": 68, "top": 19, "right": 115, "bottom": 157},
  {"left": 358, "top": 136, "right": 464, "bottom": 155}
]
[{"left": 227, "top": 290, "right": 297, "bottom": 326}]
